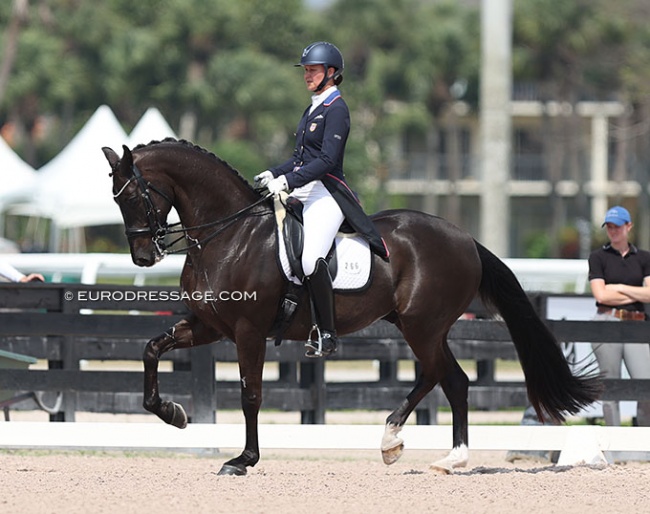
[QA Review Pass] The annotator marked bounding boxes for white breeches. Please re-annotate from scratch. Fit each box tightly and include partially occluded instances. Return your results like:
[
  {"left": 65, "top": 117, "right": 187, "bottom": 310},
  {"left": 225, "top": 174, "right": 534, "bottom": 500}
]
[{"left": 290, "top": 180, "right": 344, "bottom": 276}]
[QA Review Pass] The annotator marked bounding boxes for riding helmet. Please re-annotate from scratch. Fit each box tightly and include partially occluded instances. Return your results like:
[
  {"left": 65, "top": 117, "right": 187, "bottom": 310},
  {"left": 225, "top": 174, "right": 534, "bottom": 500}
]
[{"left": 295, "top": 42, "right": 344, "bottom": 88}]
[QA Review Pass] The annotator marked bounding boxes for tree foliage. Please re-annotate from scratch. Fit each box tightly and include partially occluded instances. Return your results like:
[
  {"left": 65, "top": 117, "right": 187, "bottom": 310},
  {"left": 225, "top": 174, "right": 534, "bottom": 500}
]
[{"left": 0, "top": 0, "right": 648, "bottom": 186}]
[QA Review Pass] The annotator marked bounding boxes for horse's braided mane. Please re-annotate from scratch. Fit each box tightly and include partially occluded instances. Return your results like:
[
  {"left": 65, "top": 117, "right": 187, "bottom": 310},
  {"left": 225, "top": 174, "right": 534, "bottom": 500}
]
[{"left": 133, "top": 137, "right": 258, "bottom": 194}]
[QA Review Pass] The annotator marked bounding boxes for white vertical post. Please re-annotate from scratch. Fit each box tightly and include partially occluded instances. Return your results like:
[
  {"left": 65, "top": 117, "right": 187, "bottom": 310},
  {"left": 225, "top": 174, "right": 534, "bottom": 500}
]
[
  {"left": 590, "top": 114, "right": 609, "bottom": 225},
  {"left": 479, "top": 0, "right": 513, "bottom": 257}
]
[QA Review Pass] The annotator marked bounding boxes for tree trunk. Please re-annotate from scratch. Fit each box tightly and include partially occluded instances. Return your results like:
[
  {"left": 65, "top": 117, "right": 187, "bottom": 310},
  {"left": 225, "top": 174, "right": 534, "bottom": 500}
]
[{"left": 0, "top": 0, "right": 29, "bottom": 107}]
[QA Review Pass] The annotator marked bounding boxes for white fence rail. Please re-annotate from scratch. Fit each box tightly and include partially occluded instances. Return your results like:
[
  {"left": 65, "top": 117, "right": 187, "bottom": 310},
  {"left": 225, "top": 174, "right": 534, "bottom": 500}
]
[
  {"left": 1, "top": 253, "right": 589, "bottom": 292},
  {"left": 0, "top": 252, "right": 186, "bottom": 284},
  {"left": 0, "top": 422, "right": 647, "bottom": 466}
]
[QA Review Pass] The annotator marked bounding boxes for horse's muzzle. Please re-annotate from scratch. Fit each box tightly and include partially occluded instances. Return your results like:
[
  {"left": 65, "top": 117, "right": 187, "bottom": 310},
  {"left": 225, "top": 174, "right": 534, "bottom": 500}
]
[
  {"left": 133, "top": 255, "right": 156, "bottom": 267},
  {"left": 131, "top": 245, "right": 159, "bottom": 267}
]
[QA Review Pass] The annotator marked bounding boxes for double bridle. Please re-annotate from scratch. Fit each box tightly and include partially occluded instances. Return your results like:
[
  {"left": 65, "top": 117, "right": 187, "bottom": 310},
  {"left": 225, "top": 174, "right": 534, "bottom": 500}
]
[{"left": 111, "top": 163, "right": 272, "bottom": 255}]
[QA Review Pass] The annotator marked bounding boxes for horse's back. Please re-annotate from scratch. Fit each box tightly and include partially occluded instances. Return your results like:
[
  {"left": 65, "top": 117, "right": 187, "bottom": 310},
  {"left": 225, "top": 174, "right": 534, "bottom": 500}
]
[
  {"left": 372, "top": 209, "right": 479, "bottom": 264},
  {"left": 370, "top": 209, "right": 482, "bottom": 320}
]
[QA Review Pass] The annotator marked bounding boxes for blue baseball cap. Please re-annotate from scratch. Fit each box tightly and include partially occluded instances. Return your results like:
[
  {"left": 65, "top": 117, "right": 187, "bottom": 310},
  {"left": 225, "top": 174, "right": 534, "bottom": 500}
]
[{"left": 602, "top": 206, "right": 631, "bottom": 227}]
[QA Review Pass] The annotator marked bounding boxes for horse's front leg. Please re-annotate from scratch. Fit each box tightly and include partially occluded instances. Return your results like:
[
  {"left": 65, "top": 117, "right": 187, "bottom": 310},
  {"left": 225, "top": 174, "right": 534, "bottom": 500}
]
[
  {"left": 143, "top": 316, "right": 220, "bottom": 428},
  {"left": 218, "top": 329, "right": 267, "bottom": 476}
]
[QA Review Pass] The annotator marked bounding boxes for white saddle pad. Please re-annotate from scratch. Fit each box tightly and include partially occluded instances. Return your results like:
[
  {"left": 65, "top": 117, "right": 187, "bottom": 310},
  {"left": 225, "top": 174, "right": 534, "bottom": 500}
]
[{"left": 277, "top": 227, "right": 372, "bottom": 290}]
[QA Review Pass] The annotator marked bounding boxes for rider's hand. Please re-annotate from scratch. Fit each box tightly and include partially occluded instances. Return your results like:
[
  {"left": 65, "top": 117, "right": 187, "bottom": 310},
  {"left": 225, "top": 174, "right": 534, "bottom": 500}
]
[
  {"left": 20, "top": 273, "right": 45, "bottom": 282},
  {"left": 267, "top": 176, "right": 289, "bottom": 195},
  {"left": 254, "top": 170, "right": 274, "bottom": 188}
]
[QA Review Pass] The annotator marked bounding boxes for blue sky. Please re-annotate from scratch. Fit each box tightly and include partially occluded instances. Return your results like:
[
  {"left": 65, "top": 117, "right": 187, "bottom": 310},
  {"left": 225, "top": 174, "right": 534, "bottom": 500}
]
[{"left": 305, "top": 0, "right": 333, "bottom": 9}]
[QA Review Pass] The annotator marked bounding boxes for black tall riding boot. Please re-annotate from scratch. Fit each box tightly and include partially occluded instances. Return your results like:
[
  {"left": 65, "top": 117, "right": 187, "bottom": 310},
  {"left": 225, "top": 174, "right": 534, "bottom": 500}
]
[{"left": 304, "top": 258, "right": 338, "bottom": 358}]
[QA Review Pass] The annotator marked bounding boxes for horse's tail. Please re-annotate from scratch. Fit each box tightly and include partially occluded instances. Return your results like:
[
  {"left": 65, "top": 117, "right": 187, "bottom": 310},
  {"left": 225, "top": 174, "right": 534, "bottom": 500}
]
[{"left": 474, "top": 241, "right": 602, "bottom": 422}]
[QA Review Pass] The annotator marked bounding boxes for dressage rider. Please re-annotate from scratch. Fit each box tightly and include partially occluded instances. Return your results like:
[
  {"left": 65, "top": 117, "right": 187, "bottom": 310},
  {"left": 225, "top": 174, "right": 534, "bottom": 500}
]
[{"left": 255, "top": 41, "right": 388, "bottom": 358}]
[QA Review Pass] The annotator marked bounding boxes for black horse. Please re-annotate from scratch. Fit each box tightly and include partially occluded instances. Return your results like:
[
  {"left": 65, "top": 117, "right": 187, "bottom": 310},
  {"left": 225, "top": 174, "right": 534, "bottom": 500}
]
[{"left": 102, "top": 139, "right": 601, "bottom": 475}]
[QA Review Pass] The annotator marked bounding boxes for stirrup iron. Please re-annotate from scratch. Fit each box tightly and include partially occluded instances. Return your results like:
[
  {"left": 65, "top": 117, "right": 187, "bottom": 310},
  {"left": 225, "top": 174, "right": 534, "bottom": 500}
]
[{"left": 305, "top": 324, "right": 324, "bottom": 357}]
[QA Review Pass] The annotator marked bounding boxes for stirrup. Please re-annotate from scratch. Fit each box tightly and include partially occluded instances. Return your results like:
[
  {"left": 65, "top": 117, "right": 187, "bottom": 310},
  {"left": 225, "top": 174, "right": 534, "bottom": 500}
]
[
  {"left": 305, "top": 324, "right": 323, "bottom": 357},
  {"left": 305, "top": 325, "right": 337, "bottom": 358}
]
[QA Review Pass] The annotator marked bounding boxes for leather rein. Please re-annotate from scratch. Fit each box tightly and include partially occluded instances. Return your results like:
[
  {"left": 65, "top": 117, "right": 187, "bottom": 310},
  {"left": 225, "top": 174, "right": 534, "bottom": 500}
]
[{"left": 111, "top": 163, "right": 272, "bottom": 255}]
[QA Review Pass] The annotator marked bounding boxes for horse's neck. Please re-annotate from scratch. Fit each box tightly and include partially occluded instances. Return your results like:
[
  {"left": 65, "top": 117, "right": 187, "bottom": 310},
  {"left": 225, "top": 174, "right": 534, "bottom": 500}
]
[
  {"left": 169, "top": 164, "right": 258, "bottom": 230},
  {"left": 173, "top": 171, "right": 272, "bottom": 262},
  {"left": 137, "top": 146, "right": 267, "bottom": 247}
]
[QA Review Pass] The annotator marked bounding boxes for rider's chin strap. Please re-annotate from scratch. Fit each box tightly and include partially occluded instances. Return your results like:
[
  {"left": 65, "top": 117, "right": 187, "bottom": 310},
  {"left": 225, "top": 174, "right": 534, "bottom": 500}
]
[{"left": 314, "top": 67, "right": 340, "bottom": 92}]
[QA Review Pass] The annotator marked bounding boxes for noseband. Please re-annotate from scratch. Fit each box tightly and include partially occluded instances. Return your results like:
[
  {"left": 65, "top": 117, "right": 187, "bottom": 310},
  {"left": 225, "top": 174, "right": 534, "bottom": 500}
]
[{"left": 112, "top": 163, "right": 272, "bottom": 256}]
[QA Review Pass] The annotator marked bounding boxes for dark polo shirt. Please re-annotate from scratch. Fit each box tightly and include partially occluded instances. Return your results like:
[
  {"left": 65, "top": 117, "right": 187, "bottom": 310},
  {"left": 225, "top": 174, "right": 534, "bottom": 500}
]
[{"left": 588, "top": 243, "right": 650, "bottom": 312}]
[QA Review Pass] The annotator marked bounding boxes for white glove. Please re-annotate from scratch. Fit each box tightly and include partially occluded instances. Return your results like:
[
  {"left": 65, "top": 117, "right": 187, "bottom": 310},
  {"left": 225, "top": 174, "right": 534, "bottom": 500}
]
[
  {"left": 267, "top": 175, "right": 289, "bottom": 195},
  {"left": 254, "top": 170, "right": 274, "bottom": 187}
]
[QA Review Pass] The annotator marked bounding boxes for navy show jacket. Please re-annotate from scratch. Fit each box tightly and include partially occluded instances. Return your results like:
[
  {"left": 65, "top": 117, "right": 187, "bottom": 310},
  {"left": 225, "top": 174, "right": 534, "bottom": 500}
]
[
  {"left": 270, "top": 89, "right": 348, "bottom": 190},
  {"left": 269, "top": 88, "right": 390, "bottom": 261}
]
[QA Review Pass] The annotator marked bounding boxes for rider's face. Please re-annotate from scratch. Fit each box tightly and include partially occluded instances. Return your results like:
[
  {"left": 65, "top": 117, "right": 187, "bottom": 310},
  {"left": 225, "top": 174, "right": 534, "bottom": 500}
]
[{"left": 303, "top": 64, "right": 330, "bottom": 92}]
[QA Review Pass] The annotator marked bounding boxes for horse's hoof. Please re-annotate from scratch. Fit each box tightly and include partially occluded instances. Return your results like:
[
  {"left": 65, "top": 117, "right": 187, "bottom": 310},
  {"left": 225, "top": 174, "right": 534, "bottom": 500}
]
[
  {"left": 429, "top": 445, "right": 469, "bottom": 474},
  {"left": 170, "top": 402, "right": 188, "bottom": 429},
  {"left": 381, "top": 442, "right": 404, "bottom": 465},
  {"left": 429, "top": 462, "right": 452, "bottom": 475},
  {"left": 217, "top": 464, "right": 247, "bottom": 476}
]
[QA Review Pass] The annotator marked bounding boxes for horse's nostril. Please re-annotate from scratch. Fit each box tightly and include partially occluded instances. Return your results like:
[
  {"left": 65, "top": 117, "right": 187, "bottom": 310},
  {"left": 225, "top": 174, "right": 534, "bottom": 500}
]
[{"left": 134, "top": 256, "right": 153, "bottom": 267}]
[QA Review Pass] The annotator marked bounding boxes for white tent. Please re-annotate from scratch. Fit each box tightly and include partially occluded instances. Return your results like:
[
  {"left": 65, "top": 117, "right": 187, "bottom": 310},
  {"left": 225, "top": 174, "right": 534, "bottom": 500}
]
[
  {"left": 0, "top": 135, "right": 37, "bottom": 205},
  {"left": 17, "top": 105, "right": 129, "bottom": 229},
  {"left": 9, "top": 106, "right": 180, "bottom": 250},
  {"left": 11, "top": 106, "right": 178, "bottom": 228},
  {"left": 0, "top": 135, "right": 37, "bottom": 238},
  {"left": 6, "top": 105, "right": 128, "bottom": 250},
  {"left": 127, "top": 107, "right": 177, "bottom": 148}
]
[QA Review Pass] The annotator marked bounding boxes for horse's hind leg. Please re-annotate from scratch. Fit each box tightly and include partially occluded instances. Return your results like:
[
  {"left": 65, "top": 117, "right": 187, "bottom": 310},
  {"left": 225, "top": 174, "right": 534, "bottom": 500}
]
[
  {"left": 381, "top": 388, "right": 427, "bottom": 465},
  {"left": 430, "top": 343, "right": 470, "bottom": 473},
  {"left": 381, "top": 331, "right": 470, "bottom": 474},
  {"left": 143, "top": 316, "right": 220, "bottom": 428},
  {"left": 381, "top": 332, "right": 448, "bottom": 466}
]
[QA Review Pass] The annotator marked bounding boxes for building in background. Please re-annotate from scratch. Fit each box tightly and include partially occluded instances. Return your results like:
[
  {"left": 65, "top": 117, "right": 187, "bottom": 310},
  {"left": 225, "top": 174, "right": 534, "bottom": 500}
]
[{"left": 386, "top": 94, "right": 646, "bottom": 258}]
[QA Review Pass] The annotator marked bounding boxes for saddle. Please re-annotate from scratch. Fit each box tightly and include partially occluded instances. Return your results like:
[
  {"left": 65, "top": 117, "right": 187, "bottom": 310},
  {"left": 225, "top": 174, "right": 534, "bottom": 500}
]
[{"left": 270, "top": 193, "right": 372, "bottom": 346}]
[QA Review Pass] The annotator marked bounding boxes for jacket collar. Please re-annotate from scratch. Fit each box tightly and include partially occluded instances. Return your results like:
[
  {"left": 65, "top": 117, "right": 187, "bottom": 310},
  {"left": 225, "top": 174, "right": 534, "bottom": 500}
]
[{"left": 307, "top": 88, "right": 341, "bottom": 119}]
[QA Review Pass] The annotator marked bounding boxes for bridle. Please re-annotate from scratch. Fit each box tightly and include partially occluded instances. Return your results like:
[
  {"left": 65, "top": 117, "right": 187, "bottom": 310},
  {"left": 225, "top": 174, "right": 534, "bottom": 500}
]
[
  {"left": 112, "top": 162, "right": 171, "bottom": 255},
  {"left": 111, "top": 162, "right": 272, "bottom": 256}
]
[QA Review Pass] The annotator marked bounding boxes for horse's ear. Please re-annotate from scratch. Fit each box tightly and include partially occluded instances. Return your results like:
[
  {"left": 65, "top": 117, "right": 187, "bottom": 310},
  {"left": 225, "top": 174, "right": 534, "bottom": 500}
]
[
  {"left": 119, "top": 145, "right": 134, "bottom": 176},
  {"left": 120, "top": 145, "right": 133, "bottom": 163},
  {"left": 102, "top": 147, "right": 120, "bottom": 170}
]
